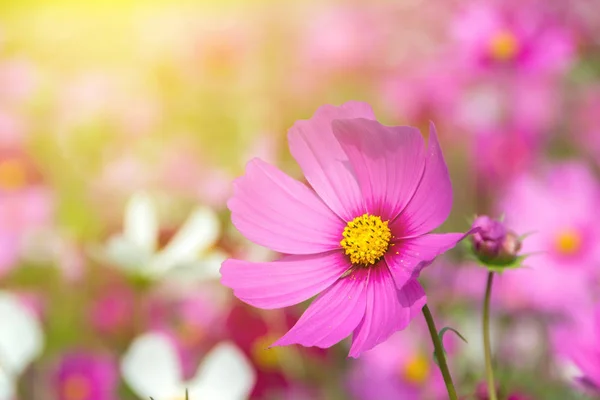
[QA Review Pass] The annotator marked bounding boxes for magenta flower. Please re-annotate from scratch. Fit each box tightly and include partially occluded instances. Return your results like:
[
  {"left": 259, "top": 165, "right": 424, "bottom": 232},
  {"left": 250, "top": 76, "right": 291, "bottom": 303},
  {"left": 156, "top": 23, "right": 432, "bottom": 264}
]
[
  {"left": 221, "top": 102, "right": 467, "bottom": 357},
  {"left": 55, "top": 352, "right": 118, "bottom": 400}
]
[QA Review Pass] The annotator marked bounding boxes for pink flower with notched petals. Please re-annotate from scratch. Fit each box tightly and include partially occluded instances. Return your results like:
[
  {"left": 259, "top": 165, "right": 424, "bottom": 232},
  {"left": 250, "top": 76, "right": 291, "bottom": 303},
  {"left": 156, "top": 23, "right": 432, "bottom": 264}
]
[{"left": 221, "top": 102, "right": 469, "bottom": 357}]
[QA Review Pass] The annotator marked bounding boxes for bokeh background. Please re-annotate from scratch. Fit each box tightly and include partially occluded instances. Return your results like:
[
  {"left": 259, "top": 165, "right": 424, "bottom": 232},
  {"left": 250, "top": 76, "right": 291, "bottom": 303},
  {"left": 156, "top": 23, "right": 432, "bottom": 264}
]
[{"left": 1, "top": 0, "right": 599, "bottom": 398}]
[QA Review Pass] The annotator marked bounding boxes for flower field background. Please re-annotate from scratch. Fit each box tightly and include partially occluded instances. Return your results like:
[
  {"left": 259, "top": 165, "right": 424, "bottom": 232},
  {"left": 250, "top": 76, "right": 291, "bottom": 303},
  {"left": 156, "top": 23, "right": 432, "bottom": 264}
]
[{"left": 0, "top": 0, "right": 599, "bottom": 399}]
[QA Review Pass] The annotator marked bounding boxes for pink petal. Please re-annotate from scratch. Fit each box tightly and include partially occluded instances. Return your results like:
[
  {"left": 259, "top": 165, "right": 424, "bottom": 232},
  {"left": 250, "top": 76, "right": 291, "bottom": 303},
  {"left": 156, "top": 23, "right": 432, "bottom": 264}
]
[
  {"left": 349, "top": 267, "right": 425, "bottom": 358},
  {"left": 220, "top": 251, "right": 350, "bottom": 309},
  {"left": 287, "top": 101, "right": 375, "bottom": 220},
  {"left": 385, "top": 232, "right": 467, "bottom": 290},
  {"left": 272, "top": 268, "right": 369, "bottom": 348},
  {"left": 399, "top": 278, "right": 427, "bottom": 321},
  {"left": 332, "top": 118, "right": 426, "bottom": 220},
  {"left": 228, "top": 158, "right": 344, "bottom": 255},
  {"left": 390, "top": 123, "right": 452, "bottom": 237}
]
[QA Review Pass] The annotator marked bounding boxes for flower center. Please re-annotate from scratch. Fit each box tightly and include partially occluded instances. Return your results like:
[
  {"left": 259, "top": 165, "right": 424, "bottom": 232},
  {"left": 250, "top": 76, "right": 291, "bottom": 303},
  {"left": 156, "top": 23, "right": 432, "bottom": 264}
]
[
  {"left": 251, "top": 334, "right": 282, "bottom": 371},
  {"left": 62, "top": 374, "right": 91, "bottom": 400},
  {"left": 488, "top": 30, "right": 519, "bottom": 61},
  {"left": 340, "top": 214, "right": 391, "bottom": 266},
  {"left": 0, "top": 159, "right": 26, "bottom": 191},
  {"left": 402, "top": 352, "right": 430, "bottom": 385},
  {"left": 554, "top": 228, "right": 582, "bottom": 256}
]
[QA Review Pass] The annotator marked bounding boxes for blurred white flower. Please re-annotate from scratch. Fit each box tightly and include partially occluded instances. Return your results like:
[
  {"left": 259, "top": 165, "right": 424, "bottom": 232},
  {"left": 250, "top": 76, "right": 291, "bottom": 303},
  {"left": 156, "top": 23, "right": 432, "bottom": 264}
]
[
  {"left": 0, "top": 291, "right": 44, "bottom": 400},
  {"left": 121, "top": 333, "right": 255, "bottom": 400},
  {"left": 102, "top": 192, "right": 226, "bottom": 282}
]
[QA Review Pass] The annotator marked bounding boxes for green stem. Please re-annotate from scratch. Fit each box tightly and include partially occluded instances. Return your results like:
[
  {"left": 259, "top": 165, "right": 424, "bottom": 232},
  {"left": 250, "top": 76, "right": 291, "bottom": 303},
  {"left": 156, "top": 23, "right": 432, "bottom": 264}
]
[
  {"left": 422, "top": 304, "right": 458, "bottom": 400},
  {"left": 483, "top": 271, "right": 498, "bottom": 400}
]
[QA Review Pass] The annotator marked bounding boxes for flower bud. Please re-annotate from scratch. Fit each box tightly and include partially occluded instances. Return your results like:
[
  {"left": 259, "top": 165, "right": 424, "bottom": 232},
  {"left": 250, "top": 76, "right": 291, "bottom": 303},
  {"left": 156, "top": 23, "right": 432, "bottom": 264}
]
[
  {"left": 471, "top": 215, "right": 522, "bottom": 267},
  {"left": 496, "top": 230, "right": 522, "bottom": 265},
  {"left": 471, "top": 216, "right": 507, "bottom": 261}
]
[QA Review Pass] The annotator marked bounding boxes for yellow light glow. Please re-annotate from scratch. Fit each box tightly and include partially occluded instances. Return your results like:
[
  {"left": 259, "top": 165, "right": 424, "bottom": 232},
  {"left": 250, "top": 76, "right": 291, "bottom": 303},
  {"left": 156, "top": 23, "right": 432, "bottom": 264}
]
[
  {"left": 555, "top": 228, "right": 582, "bottom": 256},
  {"left": 402, "top": 352, "right": 430, "bottom": 385},
  {"left": 489, "top": 30, "right": 519, "bottom": 61},
  {"left": 62, "top": 374, "right": 91, "bottom": 400},
  {"left": 0, "top": 159, "right": 27, "bottom": 190}
]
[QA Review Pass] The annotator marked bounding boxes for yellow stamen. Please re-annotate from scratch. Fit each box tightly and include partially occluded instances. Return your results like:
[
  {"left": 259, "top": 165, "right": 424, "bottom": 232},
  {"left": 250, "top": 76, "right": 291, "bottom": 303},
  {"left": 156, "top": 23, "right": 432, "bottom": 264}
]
[
  {"left": 0, "top": 159, "right": 26, "bottom": 190},
  {"left": 251, "top": 335, "right": 282, "bottom": 370},
  {"left": 340, "top": 214, "right": 392, "bottom": 266},
  {"left": 489, "top": 30, "right": 519, "bottom": 61},
  {"left": 555, "top": 228, "right": 582, "bottom": 255},
  {"left": 62, "top": 374, "right": 91, "bottom": 400},
  {"left": 402, "top": 352, "right": 430, "bottom": 385}
]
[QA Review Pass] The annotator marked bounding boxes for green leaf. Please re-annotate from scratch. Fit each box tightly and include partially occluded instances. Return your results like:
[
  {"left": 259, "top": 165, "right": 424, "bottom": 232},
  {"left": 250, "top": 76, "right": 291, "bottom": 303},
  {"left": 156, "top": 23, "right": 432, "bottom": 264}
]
[
  {"left": 432, "top": 326, "right": 468, "bottom": 366},
  {"left": 439, "top": 326, "right": 468, "bottom": 344}
]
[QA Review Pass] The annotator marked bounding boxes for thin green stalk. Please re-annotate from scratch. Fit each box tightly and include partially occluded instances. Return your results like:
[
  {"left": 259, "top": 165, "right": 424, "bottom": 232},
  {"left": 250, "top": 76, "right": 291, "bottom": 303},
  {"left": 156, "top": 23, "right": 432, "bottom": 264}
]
[
  {"left": 422, "top": 304, "right": 458, "bottom": 400},
  {"left": 483, "top": 271, "right": 498, "bottom": 400}
]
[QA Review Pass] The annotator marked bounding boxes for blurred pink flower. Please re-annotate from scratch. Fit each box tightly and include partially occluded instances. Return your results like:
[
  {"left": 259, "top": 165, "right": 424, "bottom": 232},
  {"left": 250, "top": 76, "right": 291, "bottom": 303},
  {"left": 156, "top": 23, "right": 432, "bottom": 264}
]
[
  {"left": 552, "top": 303, "right": 600, "bottom": 393},
  {"left": 347, "top": 322, "right": 448, "bottom": 400},
  {"left": 158, "top": 145, "right": 233, "bottom": 209},
  {"left": 456, "top": 76, "right": 560, "bottom": 136},
  {"left": 472, "top": 382, "right": 533, "bottom": 400},
  {"left": 55, "top": 352, "right": 118, "bottom": 400},
  {"left": 380, "top": 64, "right": 463, "bottom": 127},
  {"left": 148, "top": 291, "right": 229, "bottom": 378},
  {"left": 452, "top": 2, "right": 575, "bottom": 75},
  {"left": 0, "top": 149, "right": 53, "bottom": 277},
  {"left": 471, "top": 126, "right": 539, "bottom": 190},
  {"left": 300, "top": 5, "right": 379, "bottom": 73},
  {"left": 225, "top": 304, "right": 299, "bottom": 398},
  {"left": 576, "top": 86, "right": 600, "bottom": 162},
  {"left": 90, "top": 287, "right": 135, "bottom": 336},
  {"left": 222, "top": 101, "right": 468, "bottom": 357},
  {"left": 494, "top": 162, "right": 600, "bottom": 312},
  {"left": 0, "top": 59, "right": 38, "bottom": 104},
  {"left": 0, "top": 112, "right": 25, "bottom": 147}
]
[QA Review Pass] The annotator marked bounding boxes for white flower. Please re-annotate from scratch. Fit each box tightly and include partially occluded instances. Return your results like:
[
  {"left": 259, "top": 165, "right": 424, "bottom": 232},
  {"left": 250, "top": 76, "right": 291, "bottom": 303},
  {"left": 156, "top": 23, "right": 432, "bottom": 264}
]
[
  {"left": 103, "top": 192, "right": 226, "bottom": 282},
  {"left": 0, "top": 291, "right": 44, "bottom": 400},
  {"left": 121, "top": 333, "right": 255, "bottom": 400}
]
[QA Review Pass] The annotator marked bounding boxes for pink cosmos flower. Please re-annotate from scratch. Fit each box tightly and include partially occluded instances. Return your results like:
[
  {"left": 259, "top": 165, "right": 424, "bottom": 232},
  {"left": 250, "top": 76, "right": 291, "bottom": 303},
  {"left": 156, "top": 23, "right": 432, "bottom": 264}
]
[
  {"left": 221, "top": 101, "right": 468, "bottom": 357},
  {"left": 452, "top": 2, "right": 575, "bottom": 75},
  {"left": 494, "top": 162, "right": 600, "bottom": 312}
]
